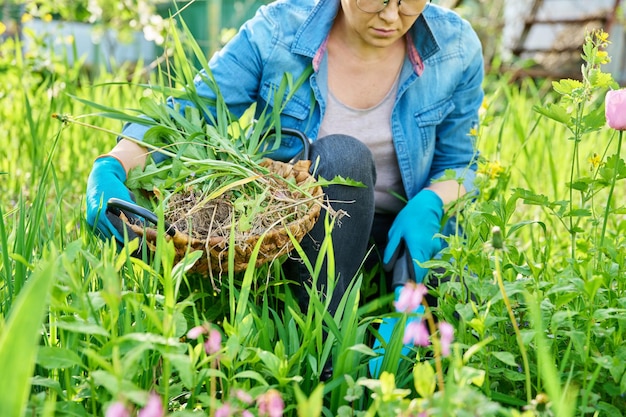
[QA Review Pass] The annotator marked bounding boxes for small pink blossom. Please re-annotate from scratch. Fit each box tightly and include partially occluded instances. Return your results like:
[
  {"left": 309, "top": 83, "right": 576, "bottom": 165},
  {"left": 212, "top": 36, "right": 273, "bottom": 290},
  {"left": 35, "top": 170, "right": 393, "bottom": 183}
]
[
  {"left": 204, "top": 328, "right": 222, "bottom": 355},
  {"left": 403, "top": 320, "right": 430, "bottom": 347},
  {"left": 606, "top": 89, "right": 626, "bottom": 130},
  {"left": 394, "top": 282, "right": 428, "bottom": 313},
  {"left": 257, "top": 389, "right": 284, "bottom": 417},
  {"left": 234, "top": 389, "right": 254, "bottom": 405},
  {"left": 138, "top": 392, "right": 164, "bottom": 417},
  {"left": 187, "top": 325, "right": 206, "bottom": 339},
  {"left": 187, "top": 323, "right": 222, "bottom": 355},
  {"left": 242, "top": 411, "right": 254, "bottom": 417},
  {"left": 439, "top": 322, "right": 454, "bottom": 357},
  {"left": 215, "top": 403, "right": 232, "bottom": 417},
  {"left": 106, "top": 402, "right": 130, "bottom": 417}
]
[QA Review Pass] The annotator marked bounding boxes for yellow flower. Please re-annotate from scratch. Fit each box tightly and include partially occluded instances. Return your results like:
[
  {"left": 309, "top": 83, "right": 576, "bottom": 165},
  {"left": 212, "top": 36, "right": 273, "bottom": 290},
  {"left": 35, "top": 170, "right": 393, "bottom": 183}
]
[
  {"left": 596, "top": 29, "right": 609, "bottom": 43},
  {"left": 478, "top": 97, "right": 488, "bottom": 118},
  {"left": 469, "top": 127, "right": 479, "bottom": 137},
  {"left": 0, "top": 21, "right": 5, "bottom": 36},
  {"left": 588, "top": 153, "right": 602, "bottom": 170},
  {"left": 21, "top": 13, "right": 33, "bottom": 23},
  {"left": 43, "top": 13, "right": 53, "bottom": 22},
  {"left": 597, "top": 50, "right": 610, "bottom": 64},
  {"left": 478, "top": 160, "right": 505, "bottom": 180}
]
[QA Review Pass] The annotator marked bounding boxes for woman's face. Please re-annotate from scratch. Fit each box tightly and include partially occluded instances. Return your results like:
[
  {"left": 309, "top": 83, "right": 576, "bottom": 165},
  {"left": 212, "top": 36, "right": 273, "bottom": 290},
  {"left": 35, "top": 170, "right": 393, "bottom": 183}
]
[{"left": 338, "top": 0, "right": 427, "bottom": 49}]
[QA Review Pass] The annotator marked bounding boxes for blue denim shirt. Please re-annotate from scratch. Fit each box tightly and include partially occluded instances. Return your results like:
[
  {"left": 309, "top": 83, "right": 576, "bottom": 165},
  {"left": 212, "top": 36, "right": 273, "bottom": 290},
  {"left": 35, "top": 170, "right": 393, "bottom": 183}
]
[{"left": 123, "top": 0, "right": 484, "bottom": 196}]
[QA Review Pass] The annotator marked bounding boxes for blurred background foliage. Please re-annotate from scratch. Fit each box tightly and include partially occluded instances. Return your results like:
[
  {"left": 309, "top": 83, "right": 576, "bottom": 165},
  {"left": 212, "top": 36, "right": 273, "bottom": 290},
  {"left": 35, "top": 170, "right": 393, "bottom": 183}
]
[{"left": 1, "top": 0, "right": 505, "bottom": 73}]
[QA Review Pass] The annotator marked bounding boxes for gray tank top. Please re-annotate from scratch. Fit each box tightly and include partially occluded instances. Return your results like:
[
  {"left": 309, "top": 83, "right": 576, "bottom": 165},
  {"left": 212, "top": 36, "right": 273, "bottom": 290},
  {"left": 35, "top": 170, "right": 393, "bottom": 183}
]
[{"left": 319, "top": 77, "right": 406, "bottom": 213}]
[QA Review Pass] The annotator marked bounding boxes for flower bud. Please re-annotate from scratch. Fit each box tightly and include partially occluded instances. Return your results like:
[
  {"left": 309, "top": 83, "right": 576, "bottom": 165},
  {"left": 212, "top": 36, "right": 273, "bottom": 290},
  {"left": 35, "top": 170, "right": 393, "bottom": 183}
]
[
  {"left": 492, "top": 226, "right": 504, "bottom": 250},
  {"left": 605, "top": 89, "right": 626, "bottom": 130}
]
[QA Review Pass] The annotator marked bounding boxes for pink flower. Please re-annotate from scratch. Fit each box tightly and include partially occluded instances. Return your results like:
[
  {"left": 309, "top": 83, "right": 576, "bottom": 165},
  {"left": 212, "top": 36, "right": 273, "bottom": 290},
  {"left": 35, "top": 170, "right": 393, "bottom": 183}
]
[
  {"left": 403, "top": 320, "right": 430, "bottom": 347},
  {"left": 257, "top": 389, "right": 284, "bottom": 417},
  {"left": 606, "top": 89, "right": 626, "bottom": 130},
  {"left": 438, "top": 322, "right": 454, "bottom": 357},
  {"left": 234, "top": 389, "right": 254, "bottom": 405},
  {"left": 187, "top": 323, "right": 222, "bottom": 355},
  {"left": 242, "top": 411, "right": 254, "bottom": 417},
  {"left": 106, "top": 402, "right": 130, "bottom": 417},
  {"left": 138, "top": 392, "right": 164, "bottom": 417},
  {"left": 215, "top": 403, "right": 232, "bottom": 417},
  {"left": 394, "top": 282, "right": 428, "bottom": 313},
  {"left": 187, "top": 325, "right": 206, "bottom": 339},
  {"left": 204, "top": 328, "right": 222, "bottom": 355}
]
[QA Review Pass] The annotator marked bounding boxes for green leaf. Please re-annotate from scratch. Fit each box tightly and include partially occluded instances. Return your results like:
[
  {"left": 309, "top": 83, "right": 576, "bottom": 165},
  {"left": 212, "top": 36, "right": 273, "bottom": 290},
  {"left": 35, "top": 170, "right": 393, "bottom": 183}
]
[
  {"left": 90, "top": 370, "right": 145, "bottom": 402},
  {"left": 163, "top": 353, "right": 195, "bottom": 389},
  {"left": 37, "top": 346, "right": 84, "bottom": 370},
  {"left": 599, "top": 155, "right": 626, "bottom": 181},
  {"left": 588, "top": 69, "right": 615, "bottom": 88},
  {"left": 491, "top": 351, "right": 519, "bottom": 367},
  {"left": 593, "top": 308, "right": 626, "bottom": 321},
  {"left": 314, "top": 175, "right": 366, "bottom": 188},
  {"left": 139, "top": 96, "right": 169, "bottom": 121},
  {"left": 232, "top": 370, "right": 269, "bottom": 385},
  {"left": 294, "top": 383, "right": 324, "bottom": 417},
  {"left": 456, "top": 366, "right": 486, "bottom": 387},
  {"left": 512, "top": 188, "right": 550, "bottom": 206},
  {"left": 581, "top": 104, "right": 608, "bottom": 133},
  {"left": 30, "top": 376, "right": 63, "bottom": 396},
  {"left": 570, "top": 178, "right": 592, "bottom": 192},
  {"left": 55, "top": 316, "right": 109, "bottom": 336},
  {"left": 596, "top": 401, "right": 623, "bottom": 417},
  {"left": 413, "top": 361, "right": 436, "bottom": 397},
  {"left": 533, "top": 103, "right": 572, "bottom": 126},
  {"left": 552, "top": 78, "right": 584, "bottom": 96},
  {"left": 564, "top": 208, "right": 592, "bottom": 217},
  {"left": 0, "top": 252, "right": 56, "bottom": 417}
]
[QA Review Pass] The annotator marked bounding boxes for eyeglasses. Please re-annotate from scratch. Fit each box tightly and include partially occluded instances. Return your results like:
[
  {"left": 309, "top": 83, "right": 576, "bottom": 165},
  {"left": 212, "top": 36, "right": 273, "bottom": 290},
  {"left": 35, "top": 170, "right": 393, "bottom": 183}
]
[{"left": 356, "top": 0, "right": 430, "bottom": 16}]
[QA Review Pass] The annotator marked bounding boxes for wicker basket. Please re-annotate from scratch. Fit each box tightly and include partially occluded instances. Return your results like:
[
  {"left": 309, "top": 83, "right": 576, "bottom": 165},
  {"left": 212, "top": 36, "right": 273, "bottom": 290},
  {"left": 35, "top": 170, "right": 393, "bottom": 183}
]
[{"left": 108, "top": 158, "right": 323, "bottom": 275}]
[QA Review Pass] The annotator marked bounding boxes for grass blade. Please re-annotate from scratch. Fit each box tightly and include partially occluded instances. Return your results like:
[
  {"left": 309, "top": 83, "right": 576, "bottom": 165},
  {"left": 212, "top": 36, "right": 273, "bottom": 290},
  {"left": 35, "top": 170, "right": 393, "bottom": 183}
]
[{"left": 0, "top": 249, "right": 57, "bottom": 417}]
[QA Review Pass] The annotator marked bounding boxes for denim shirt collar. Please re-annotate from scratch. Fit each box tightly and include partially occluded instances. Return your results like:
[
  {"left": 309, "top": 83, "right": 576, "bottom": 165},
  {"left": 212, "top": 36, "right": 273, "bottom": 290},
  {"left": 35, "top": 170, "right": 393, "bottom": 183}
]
[{"left": 293, "top": 0, "right": 441, "bottom": 76}]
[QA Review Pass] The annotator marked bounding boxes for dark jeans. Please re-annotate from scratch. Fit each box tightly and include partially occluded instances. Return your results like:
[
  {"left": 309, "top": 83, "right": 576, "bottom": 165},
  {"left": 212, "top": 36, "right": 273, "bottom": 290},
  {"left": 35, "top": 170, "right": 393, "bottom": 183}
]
[
  {"left": 283, "top": 134, "right": 377, "bottom": 316},
  {"left": 283, "top": 134, "right": 459, "bottom": 315}
]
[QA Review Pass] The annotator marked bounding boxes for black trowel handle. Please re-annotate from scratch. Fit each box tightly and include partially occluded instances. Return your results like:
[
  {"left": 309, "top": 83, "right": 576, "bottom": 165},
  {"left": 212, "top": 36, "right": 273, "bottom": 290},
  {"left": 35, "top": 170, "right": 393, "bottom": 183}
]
[
  {"left": 106, "top": 198, "right": 176, "bottom": 238},
  {"left": 391, "top": 245, "right": 416, "bottom": 289}
]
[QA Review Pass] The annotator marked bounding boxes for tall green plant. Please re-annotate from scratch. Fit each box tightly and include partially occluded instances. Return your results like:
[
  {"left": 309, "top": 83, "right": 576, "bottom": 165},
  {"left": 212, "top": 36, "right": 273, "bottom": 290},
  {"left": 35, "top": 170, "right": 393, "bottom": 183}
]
[{"left": 533, "top": 29, "right": 619, "bottom": 259}]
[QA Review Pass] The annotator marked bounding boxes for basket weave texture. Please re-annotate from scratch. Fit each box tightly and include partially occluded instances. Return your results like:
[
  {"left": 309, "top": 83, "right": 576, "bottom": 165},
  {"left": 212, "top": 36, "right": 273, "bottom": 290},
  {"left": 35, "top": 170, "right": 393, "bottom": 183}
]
[{"left": 125, "top": 159, "right": 323, "bottom": 274}]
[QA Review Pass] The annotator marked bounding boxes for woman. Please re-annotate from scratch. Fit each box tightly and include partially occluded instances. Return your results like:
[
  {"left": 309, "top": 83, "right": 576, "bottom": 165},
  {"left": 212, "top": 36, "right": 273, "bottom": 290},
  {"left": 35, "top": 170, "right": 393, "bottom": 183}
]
[{"left": 86, "top": 0, "right": 484, "bottom": 377}]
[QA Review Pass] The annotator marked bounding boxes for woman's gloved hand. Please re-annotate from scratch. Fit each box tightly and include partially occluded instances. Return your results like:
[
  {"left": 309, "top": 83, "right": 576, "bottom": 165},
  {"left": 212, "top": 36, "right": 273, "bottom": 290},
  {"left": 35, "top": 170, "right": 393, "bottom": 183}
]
[
  {"left": 383, "top": 189, "right": 444, "bottom": 282},
  {"left": 369, "top": 190, "right": 444, "bottom": 377},
  {"left": 86, "top": 155, "right": 137, "bottom": 243}
]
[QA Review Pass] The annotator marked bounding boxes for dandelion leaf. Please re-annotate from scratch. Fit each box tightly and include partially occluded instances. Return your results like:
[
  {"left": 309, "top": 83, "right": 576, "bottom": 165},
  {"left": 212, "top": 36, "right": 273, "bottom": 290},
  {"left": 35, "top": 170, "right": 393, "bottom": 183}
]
[
  {"left": 588, "top": 69, "right": 615, "bottom": 89},
  {"left": 552, "top": 78, "right": 584, "bottom": 96},
  {"left": 599, "top": 155, "right": 626, "bottom": 182},
  {"left": 533, "top": 103, "right": 571, "bottom": 126}
]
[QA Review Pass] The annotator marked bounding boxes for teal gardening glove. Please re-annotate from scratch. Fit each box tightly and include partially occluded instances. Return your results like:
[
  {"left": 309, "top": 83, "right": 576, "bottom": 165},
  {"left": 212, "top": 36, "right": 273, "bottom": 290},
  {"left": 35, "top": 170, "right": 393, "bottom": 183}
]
[
  {"left": 86, "top": 155, "right": 138, "bottom": 243},
  {"left": 369, "top": 189, "right": 444, "bottom": 377},
  {"left": 383, "top": 189, "right": 444, "bottom": 282}
]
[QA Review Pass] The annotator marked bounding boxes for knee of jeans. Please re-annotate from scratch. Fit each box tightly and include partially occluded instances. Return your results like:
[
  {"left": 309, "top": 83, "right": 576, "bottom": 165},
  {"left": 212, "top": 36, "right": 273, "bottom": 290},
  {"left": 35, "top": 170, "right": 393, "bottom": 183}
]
[{"left": 312, "top": 134, "right": 376, "bottom": 184}]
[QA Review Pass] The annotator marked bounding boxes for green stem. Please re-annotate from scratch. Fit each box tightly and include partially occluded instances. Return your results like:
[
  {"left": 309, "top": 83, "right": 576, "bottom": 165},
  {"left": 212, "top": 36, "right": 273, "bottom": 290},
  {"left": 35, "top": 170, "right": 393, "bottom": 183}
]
[
  {"left": 494, "top": 249, "right": 532, "bottom": 404},
  {"left": 568, "top": 139, "right": 578, "bottom": 260},
  {"left": 423, "top": 304, "right": 445, "bottom": 393},
  {"left": 568, "top": 101, "right": 585, "bottom": 259},
  {"left": 600, "top": 130, "right": 623, "bottom": 248}
]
